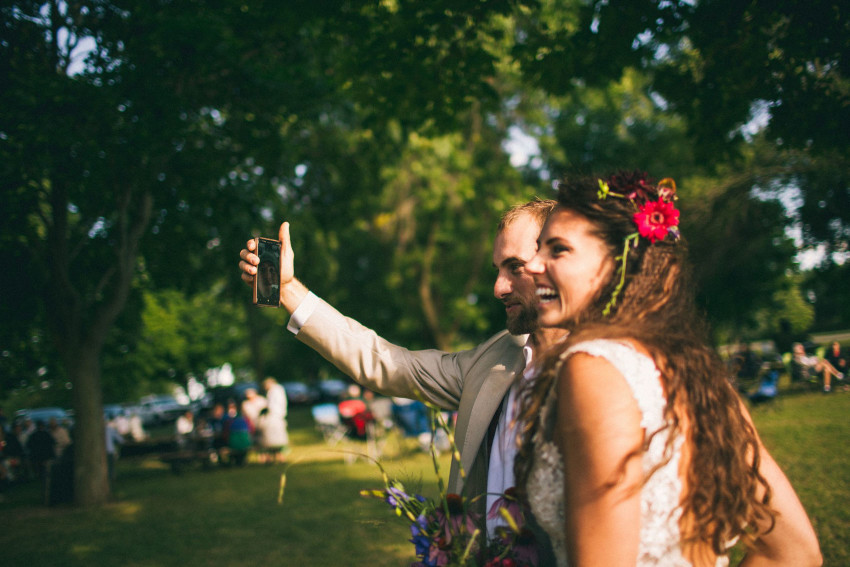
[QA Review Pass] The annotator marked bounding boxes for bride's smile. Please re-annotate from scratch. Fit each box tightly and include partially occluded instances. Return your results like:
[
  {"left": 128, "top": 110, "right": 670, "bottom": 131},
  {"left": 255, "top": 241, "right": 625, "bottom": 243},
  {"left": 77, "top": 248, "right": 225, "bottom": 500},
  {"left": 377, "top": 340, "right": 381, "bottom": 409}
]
[{"left": 526, "top": 207, "right": 614, "bottom": 329}]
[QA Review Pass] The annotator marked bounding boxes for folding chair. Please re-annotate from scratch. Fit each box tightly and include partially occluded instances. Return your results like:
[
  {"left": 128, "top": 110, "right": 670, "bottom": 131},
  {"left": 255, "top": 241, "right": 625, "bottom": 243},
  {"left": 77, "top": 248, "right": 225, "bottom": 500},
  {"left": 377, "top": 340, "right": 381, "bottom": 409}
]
[
  {"left": 312, "top": 401, "right": 382, "bottom": 463},
  {"left": 311, "top": 403, "right": 348, "bottom": 448},
  {"left": 363, "top": 397, "right": 396, "bottom": 460}
]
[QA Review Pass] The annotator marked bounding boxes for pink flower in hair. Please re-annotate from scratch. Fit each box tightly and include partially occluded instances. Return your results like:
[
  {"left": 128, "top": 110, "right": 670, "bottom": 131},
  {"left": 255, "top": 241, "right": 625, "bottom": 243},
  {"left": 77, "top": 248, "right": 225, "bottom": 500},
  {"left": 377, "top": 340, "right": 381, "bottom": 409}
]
[{"left": 634, "top": 199, "right": 679, "bottom": 243}]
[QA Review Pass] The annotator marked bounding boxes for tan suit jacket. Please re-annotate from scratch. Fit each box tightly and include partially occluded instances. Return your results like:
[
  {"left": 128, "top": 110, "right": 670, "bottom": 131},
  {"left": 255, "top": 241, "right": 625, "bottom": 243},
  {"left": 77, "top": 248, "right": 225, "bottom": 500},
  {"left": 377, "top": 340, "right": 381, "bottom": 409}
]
[{"left": 296, "top": 298, "right": 526, "bottom": 499}]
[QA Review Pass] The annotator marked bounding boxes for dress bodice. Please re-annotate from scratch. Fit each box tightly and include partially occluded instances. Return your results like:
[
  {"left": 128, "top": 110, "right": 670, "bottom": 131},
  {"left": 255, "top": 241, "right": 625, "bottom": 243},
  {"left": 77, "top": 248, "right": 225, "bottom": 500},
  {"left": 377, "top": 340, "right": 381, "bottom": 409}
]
[{"left": 525, "top": 339, "right": 727, "bottom": 567}]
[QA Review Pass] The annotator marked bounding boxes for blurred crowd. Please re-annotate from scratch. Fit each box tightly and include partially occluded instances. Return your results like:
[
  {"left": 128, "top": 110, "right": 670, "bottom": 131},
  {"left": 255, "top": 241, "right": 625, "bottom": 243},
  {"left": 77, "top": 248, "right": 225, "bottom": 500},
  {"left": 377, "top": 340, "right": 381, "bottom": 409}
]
[
  {"left": 170, "top": 376, "right": 291, "bottom": 470},
  {"left": 729, "top": 336, "right": 847, "bottom": 402},
  {"left": 0, "top": 376, "right": 293, "bottom": 503},
  {"left": 0, "top": 410, "right": 76, "bottom": 504},
  {"left": 3, "top": 335, "right": 846, "bottom": 505}
]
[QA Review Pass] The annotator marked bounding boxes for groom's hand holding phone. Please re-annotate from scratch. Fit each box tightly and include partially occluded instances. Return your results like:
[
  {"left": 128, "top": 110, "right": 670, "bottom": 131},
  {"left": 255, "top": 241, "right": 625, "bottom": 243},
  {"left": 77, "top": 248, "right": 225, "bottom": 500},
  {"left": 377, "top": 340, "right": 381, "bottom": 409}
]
[{"left": 239, "top": 222, "right": 309, "bottom": 313}]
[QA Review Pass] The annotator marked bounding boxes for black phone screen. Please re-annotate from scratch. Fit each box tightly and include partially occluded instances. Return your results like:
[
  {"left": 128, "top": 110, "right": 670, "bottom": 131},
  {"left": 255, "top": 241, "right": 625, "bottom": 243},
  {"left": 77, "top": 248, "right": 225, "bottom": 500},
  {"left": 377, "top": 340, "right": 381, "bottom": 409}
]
[{"left": 254, "top": 237, "right": 281, "bottom": 307}]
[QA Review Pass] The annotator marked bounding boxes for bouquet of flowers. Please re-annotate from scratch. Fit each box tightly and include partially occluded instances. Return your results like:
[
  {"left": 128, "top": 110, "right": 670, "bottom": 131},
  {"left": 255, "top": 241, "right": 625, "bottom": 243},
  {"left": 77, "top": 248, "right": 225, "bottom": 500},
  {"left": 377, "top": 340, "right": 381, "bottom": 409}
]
[
  {"left": 278, "top": 404, "right": 540, "bottom": 566},
  {"left": 362, "top": 481, "right": 538, "bottom": 567},
  {"left": 361, "top": 409, "right": 539, "bottom": 567}
]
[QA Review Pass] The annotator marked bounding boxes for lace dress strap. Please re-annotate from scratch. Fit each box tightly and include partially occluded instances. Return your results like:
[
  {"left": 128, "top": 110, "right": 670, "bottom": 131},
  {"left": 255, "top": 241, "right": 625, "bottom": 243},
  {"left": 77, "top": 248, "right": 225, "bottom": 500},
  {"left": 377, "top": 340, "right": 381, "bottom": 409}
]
[{"left": 560, "top": 339, "right": 666, "bottom": 433}]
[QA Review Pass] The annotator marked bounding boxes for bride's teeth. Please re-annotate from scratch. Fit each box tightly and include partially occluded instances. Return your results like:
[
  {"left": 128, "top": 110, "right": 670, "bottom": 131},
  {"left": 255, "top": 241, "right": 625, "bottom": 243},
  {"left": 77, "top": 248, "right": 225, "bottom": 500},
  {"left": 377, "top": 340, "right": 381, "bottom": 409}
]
[{"left": 536, "top": 288, "right": 557, "bottom": 301}]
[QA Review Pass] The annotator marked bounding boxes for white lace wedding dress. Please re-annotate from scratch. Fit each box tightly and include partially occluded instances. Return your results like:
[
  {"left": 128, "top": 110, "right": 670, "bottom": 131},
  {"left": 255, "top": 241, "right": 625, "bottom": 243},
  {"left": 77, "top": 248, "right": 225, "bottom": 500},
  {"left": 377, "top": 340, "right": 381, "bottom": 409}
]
[{"left": 525, "top": 339, "right": 728, "bottom": 567}]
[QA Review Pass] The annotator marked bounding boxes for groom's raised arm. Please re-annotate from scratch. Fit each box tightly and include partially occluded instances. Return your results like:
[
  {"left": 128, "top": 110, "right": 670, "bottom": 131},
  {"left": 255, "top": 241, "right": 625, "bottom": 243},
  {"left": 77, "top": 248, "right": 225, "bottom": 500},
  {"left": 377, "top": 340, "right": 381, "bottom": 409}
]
[{"left": 238, "top": 221, "right": 466, "bottom": 409}]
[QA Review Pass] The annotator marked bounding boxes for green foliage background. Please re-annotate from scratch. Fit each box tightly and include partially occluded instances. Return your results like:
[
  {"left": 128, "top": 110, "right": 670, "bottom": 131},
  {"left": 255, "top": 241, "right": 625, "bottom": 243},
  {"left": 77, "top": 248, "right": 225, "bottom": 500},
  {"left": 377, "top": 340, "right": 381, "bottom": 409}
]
[{"left": 1, "top": 0, "right": 848, "bottom": 504}]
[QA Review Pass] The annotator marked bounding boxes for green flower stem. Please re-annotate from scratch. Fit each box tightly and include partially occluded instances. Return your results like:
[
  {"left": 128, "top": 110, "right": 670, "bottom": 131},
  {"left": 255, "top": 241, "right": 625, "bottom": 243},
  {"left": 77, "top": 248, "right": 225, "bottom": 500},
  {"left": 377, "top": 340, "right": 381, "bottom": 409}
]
[
  {"left": 603, "top": 232, "right": 639, "bottom": 316},
  {"left": 461, "top": 528, "right": 481, "bottom": 563}
]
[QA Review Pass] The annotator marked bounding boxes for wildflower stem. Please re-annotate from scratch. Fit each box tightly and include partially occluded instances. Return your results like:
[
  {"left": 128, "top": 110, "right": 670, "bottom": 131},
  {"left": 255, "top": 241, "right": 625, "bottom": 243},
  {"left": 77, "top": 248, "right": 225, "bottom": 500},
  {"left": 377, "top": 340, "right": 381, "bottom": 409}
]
[
  {"left": 429, "top": 409, "right": 447, "bottom": 500},
  {"left": 603, "top": 232, "right": 639, "bottom": 316},
  {"left": 461, "top": 528, "right": 481, "bottom": 563}
]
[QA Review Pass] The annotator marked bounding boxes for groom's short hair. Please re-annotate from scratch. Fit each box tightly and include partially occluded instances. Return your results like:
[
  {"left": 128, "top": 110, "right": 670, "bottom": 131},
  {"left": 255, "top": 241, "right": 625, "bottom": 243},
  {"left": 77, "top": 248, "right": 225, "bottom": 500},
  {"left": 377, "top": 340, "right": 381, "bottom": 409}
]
[{"left": 497, "top": 198, "right": 557, "bottom": 234}]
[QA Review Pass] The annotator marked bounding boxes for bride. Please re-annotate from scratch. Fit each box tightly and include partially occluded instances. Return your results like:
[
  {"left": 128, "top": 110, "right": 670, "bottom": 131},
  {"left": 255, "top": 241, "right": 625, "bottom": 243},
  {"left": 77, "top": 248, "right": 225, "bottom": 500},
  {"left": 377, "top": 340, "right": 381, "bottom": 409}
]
[{"left": 513, "top": 173, "right": 821, "bottom": 566}]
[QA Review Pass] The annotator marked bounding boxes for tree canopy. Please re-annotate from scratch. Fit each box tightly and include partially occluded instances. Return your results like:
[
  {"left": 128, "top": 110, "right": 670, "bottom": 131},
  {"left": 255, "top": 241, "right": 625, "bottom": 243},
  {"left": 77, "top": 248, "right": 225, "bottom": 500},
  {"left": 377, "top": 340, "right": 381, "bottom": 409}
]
[{"left": 2, "top": 0, "right": 847, "bottom": 506}]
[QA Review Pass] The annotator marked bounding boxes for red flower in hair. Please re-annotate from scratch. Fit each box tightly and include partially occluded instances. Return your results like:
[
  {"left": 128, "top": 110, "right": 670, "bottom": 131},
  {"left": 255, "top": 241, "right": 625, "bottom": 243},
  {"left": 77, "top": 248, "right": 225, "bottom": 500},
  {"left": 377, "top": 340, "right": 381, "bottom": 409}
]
[{"left": 634, "top": 199, "right": 679, "bottom": 243}]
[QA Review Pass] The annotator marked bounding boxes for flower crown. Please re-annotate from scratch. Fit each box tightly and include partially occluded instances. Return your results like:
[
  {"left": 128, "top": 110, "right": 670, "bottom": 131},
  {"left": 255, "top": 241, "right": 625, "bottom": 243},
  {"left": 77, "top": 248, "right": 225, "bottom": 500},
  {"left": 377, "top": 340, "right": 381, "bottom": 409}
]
[{"left": 596, "top": 172, "right": 681, "bottom": 316}]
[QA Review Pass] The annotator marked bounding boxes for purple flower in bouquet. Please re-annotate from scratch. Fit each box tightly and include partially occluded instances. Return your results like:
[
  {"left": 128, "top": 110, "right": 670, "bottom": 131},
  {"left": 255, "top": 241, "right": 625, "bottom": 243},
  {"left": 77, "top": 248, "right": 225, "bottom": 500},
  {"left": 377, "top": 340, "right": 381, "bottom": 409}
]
[
  {"left": 487, "top": 488, "right": 525, "bottom": 540},
  {"left": 410, "top": 515, "right": 432, "bottom": 557},
  {"left": 386, "top": 485, "right": 409, "bottom": 507},
  {"left": 433, "top": 494, "right": 480, "bottom": 548}
]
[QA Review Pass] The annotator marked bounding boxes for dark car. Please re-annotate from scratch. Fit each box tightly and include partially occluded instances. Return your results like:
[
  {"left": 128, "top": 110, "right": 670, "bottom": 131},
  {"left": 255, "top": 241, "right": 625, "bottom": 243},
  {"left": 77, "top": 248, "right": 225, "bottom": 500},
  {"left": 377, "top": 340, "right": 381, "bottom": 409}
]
[
  {"left": 316, "top": 378, "right": 349, "bottom": 402},
  {"left": 282, "top": 381, "right": 320, "bottom": 405}
]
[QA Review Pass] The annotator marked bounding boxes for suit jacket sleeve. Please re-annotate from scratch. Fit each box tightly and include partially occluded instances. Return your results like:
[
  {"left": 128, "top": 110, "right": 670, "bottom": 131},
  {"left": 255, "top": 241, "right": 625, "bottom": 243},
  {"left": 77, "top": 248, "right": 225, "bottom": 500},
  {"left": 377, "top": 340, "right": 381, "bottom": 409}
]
[{"left": 294, "top": 298, "right": 510, "bottom": 411}]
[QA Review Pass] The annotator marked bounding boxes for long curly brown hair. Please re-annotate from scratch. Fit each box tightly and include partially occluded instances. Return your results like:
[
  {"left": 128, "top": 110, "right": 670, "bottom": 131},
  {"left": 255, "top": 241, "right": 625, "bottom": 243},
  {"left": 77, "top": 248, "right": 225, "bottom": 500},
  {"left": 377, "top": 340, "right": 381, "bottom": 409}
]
[{"left": 514, "top": 173, "right": 775, "bottom": 555}]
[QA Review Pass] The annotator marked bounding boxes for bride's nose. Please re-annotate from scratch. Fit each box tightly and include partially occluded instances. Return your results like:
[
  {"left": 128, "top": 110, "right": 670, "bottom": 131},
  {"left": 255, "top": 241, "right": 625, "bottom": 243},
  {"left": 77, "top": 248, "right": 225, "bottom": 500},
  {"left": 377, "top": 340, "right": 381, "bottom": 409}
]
[{"left": 526, "top": 252, "right": 545, "bottom": 275}]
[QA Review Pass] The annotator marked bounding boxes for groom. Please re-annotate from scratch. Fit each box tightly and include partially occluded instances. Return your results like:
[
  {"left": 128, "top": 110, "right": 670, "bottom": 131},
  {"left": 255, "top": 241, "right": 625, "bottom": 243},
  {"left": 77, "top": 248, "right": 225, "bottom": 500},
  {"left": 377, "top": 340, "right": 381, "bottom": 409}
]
[{"left": 238, "top": 200, "right": 564, "bottom": 516}]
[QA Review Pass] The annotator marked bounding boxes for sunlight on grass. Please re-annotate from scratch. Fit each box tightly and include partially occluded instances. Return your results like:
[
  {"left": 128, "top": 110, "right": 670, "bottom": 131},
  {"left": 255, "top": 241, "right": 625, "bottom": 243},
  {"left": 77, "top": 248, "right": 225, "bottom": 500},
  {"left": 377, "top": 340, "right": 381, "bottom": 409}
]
[
  {"left": 70, "top": 543, "right": 101, "bottom": 558},
  {"left": 1, "top": 396, "right": 846, "bottom": 565},
  {"left": 112, "top": 501, "right": 143, "bottom": 521}
]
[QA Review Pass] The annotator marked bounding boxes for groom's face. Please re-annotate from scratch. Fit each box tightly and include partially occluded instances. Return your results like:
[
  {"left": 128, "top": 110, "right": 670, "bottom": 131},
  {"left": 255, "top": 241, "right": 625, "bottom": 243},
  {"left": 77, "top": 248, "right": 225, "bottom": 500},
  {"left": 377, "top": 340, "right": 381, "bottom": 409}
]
[{"left": 493, "top": 212, "right": 541, "bottom": 336}]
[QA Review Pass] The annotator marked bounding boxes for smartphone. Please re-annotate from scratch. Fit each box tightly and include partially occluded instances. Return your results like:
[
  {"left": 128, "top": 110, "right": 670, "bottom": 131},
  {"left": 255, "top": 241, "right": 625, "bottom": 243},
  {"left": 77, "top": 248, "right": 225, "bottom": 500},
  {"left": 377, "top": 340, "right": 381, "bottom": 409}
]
[{"left": 253, "top": 237, "right": 281, "bottom": 307}]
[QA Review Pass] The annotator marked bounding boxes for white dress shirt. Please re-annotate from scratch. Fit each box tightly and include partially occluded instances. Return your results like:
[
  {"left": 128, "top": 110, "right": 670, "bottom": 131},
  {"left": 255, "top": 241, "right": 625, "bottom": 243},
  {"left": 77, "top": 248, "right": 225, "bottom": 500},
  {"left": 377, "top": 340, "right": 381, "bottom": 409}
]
[{"left": 486, "top": 339, "right": 535, "bottom": 536}]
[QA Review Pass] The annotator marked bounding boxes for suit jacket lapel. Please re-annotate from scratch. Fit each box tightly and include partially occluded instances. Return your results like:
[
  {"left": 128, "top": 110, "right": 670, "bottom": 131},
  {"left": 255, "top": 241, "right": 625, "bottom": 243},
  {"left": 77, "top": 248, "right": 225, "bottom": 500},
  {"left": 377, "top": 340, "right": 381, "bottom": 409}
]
[{"left": 459, "top": 353, "right": 527, "bottom": 484}]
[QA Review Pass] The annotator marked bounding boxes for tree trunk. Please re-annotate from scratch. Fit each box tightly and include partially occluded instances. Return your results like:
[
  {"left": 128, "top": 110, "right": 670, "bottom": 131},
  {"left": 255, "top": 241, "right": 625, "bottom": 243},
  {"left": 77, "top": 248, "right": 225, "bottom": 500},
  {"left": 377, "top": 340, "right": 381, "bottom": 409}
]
[
  {"left": 43, "top": 183, "right": 152, "bottom": 507},
  {"left": 69, "top": 348, "right": 109, "bottom": 506}
]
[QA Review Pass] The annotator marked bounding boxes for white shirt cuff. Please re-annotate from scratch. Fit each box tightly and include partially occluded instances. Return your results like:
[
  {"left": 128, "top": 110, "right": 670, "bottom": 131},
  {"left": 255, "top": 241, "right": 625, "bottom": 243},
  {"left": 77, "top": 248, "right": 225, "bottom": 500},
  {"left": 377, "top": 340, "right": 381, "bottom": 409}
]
[{"left": 286, "top": 291, "right": 321, "bottom": 334}]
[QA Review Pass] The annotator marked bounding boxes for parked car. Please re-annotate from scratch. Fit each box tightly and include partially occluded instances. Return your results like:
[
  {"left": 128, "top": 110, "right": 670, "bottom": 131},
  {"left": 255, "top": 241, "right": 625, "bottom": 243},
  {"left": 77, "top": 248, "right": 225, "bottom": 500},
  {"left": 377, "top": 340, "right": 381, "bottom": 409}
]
[
  {"left": 14, "top": 407, "right": 74, "bottom": 427},
  {"left": 316, "top": 378, "right": 349, "bottom": 402},
  {"left": 137, "top": 395, "right": 188, "bottom": 426},
  {"left": 282, "top": 381, "right": 320, "bottom": 406}
]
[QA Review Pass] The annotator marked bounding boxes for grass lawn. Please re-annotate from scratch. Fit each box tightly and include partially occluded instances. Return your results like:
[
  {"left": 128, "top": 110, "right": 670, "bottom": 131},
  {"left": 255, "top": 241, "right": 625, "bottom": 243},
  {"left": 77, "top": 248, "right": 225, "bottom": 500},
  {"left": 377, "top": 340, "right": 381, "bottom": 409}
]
[{"left": 2, "top": 390, "right": 848, "bottom": 566}]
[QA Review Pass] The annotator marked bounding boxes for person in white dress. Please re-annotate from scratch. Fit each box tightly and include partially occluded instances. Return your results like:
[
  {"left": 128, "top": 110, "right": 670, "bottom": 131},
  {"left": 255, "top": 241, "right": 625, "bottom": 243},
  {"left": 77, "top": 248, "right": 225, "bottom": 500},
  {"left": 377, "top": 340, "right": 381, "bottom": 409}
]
[
  {"left": 514, "top": 173, "right": 821, "bottom": 566},
  {"left": 257, "top": 377, "right": 289, "bottom": 463}
]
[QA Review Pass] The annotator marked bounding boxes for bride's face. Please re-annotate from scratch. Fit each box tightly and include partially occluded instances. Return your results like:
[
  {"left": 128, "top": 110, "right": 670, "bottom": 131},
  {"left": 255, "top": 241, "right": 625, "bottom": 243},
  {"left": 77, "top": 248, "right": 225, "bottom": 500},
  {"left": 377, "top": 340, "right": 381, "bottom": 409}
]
[{"left": 527, "top": 207, "right": 614, "bottom": 329}]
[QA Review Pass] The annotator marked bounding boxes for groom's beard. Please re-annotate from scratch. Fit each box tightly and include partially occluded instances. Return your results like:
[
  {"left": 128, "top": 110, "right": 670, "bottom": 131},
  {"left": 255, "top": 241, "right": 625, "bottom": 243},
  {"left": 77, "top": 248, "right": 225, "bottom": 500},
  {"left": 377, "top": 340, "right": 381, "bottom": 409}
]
[{"left": 506, "top": 302, "right": 538, "bottom": 336}]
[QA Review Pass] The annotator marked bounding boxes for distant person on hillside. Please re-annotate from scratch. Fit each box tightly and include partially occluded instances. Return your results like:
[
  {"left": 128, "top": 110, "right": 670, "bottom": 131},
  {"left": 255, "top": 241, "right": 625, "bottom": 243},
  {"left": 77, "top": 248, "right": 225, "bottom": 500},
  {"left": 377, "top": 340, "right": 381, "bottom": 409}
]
[
  {"left": 26, "top": 421, "right": 56, "bottom": 481},
  {"left": 19, "top": 417, "right": 35, "bottom": 447},
  {"left": 791, "top": 342, "right": 844, "bottom": 393},
  {"left": 48, "top": 417, "right": 72, "bottom": 458},
  {"left": 223, "top": 401, "right": 254, "bottom": 466},
  {"left": 127, "top": 409, "right": 147, "bottom": 442},
  {"left": 338, "top": 385, "right": 374, "bottom": 440},
  {"left": 105, "top": 418, "right": 124, "bottom": 492},
  {"left": 824, "top": 341, "right": 847, "bottom": 375},
  {"left": 241, "top": 388, "right": 267, "bottom": 428},
  {"left": 175, "top": 410, "right": 195, "bottom": 450},
  {"left": 0, "top": 428, "right": 11, "bottom": 497},
  {"left": 257, "top": 377, "right": 289, "bottom": 464},
  {"left": 206, "top": 403, "right": 227, "bottom": 463},
  {"left": 3, "top": 423, "right": 27, "bottom": 481}
]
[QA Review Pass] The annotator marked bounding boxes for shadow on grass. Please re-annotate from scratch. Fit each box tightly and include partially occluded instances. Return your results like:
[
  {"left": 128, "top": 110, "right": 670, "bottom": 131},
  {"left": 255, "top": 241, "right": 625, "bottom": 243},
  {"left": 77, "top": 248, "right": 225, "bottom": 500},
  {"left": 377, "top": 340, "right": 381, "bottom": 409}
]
[
  {"left": 3, "top": 395, "right": 847, "bottom": 565},
  {"left": 0, "top": 435, "right": 444, "bottom": 567}
]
